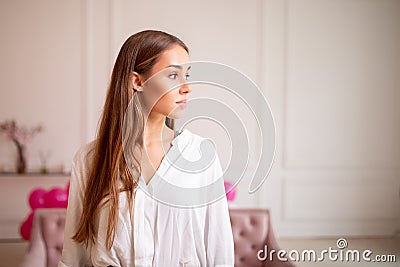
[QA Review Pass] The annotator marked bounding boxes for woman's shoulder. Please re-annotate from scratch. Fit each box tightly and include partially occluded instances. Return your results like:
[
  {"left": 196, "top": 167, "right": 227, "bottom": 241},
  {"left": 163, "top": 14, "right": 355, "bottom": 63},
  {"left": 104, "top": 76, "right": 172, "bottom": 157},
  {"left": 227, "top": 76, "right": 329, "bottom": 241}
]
[
  {"left": 71, "top": 139, "right": 97, "bottom": 171},
  {"left": 179, "top": 129, "right": 215, "bottom": 150},
  {"left": 178, "top": 128, "right": 209, "bottom": 145},
  {"left": 177, "top": 129, "right": 218, "bottom": 162}
]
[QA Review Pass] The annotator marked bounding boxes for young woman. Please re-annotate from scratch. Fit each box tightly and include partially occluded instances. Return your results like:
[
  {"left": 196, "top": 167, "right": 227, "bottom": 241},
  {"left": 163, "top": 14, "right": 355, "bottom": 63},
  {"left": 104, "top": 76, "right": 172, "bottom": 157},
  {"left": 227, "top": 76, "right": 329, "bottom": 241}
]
[{"left": 59, "top": 30, "right": 234, "bottom": 266}]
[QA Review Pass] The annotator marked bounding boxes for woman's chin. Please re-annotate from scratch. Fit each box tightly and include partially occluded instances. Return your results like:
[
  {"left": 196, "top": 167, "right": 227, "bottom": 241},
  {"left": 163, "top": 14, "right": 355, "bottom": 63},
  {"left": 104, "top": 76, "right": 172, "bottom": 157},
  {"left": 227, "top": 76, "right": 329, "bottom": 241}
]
[{"left": 167, "top": 109, "right": 186, "bottom": 119}]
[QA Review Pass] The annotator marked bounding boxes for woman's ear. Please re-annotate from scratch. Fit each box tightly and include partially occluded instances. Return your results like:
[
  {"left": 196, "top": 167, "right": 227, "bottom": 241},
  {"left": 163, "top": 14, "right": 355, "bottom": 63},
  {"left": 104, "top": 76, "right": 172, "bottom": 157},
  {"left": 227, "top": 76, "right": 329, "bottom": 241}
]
[{"left": 131, "top": 71, "right": 144, "bottom": 92}]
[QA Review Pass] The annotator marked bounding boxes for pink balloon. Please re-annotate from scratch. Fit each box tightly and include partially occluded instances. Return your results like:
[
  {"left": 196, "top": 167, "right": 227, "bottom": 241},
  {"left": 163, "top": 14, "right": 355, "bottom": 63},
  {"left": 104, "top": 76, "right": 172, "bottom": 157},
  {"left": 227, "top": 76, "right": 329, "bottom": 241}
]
[
  {"left": 26, "top": 211, "right": 34, "bottom": 226},
  {"left": 20, "top": 220, "right": 31, "bottom": 240},
  {"left": 66, "top": 181, "right": 70, "bottom": 195},
  {"left": 28, "top": 188, "right": 47, "bottom": 210},
  {"left": 43, "top": 187, "right": 68, "bottom": 208},
  {"left": 224, "top": 181, "right": 237, "bottom": 202},
  {"left": 20, "top": 212, "right": 34, "bottom": 240}
]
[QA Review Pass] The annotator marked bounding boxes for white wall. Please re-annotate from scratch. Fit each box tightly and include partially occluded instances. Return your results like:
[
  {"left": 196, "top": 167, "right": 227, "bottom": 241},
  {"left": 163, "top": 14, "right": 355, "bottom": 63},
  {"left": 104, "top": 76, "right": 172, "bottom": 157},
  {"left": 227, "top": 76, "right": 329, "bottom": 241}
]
[
  {"left": 0, "top": 0, "right": 83, "bottom": 172},
  {"left": 261, "top": 0, "right": 400, "bottom": 236},
  {"left": 0, "top": 0, "right": 399, "bottom": 237}
]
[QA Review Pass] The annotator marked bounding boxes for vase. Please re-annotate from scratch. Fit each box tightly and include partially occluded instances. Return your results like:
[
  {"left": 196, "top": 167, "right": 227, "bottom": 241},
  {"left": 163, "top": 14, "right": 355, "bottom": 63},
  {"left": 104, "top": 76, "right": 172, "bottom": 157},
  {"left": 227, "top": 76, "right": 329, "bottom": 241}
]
[{"left": 15, "top": 142, "right": 26, "bottom": 174}]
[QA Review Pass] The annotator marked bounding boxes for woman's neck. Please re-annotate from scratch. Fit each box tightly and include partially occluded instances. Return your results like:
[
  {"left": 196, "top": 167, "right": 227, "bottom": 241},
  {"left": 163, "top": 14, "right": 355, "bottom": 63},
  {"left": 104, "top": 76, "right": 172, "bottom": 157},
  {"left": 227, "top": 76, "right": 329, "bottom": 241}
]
[{"left": 144, "top": 113, "right": 173, "bottom": 146}]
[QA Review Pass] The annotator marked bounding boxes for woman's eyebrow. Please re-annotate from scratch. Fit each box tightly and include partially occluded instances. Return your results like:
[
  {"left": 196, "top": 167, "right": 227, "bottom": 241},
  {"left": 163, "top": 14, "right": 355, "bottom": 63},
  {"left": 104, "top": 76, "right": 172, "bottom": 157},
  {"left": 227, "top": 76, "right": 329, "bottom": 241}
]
[{"left": 166, "top": 64, "right": 191, "bottom": 71}]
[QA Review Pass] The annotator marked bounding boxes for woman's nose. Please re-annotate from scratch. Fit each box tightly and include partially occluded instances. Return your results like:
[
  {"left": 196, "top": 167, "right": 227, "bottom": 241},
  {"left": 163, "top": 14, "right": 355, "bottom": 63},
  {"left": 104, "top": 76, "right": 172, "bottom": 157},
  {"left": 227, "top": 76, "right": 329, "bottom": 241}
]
[{"left": 179, "top": 83, "right": 192, "bottom": 94}]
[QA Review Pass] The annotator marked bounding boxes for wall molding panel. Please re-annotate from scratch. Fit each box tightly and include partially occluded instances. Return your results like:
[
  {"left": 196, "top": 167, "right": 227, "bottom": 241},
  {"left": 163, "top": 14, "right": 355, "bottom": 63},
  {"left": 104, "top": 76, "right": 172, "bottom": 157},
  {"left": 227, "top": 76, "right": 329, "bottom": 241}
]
[{"left": 262, "top": 0, "right": 400, "bottom": 237}]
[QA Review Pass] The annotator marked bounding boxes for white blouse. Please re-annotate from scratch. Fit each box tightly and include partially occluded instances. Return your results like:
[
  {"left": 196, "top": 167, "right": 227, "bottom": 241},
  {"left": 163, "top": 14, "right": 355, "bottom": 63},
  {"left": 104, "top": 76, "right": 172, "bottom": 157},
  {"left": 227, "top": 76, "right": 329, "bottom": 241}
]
[{"left": 58, "top": 129, "right": 235, "bottom": 267}]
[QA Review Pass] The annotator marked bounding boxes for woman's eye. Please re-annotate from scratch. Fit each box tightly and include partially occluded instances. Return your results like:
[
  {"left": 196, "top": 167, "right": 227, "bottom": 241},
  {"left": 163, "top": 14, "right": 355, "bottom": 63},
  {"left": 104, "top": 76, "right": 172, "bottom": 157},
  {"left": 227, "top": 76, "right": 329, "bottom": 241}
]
[
  {"left": 185, "top": 73, "right": 191, "bottom": 80},
  {"left": 168, "top": 73, "right": 178, "bottom": 79}
]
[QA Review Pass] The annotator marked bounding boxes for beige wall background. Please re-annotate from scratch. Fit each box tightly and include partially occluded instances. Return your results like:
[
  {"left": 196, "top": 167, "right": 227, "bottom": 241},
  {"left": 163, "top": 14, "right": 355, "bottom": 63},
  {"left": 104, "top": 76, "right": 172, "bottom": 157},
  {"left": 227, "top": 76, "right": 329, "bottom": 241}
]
[{"left": 0, "top": 0, "right": 399, "bottom": 238}]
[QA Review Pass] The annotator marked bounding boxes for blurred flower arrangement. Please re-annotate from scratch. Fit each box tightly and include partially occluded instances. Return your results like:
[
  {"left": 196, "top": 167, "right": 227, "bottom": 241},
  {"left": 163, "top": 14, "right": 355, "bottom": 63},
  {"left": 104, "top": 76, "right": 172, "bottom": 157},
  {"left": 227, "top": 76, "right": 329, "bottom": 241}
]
[{"left": 0, "top": 120, "right": 43, "bottom": 173}]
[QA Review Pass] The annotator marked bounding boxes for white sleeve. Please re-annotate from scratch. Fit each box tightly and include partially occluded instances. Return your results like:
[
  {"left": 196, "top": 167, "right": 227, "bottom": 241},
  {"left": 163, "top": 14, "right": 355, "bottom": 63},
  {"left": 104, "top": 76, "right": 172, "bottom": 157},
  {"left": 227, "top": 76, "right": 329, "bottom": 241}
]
[
  {"left": 59, "top": 145, "right": 133, "bottom": 267},
  {"left": 90, "top": 194, "right": 134, "bottom": 267},
  {"left": 58, "top": 148, "right": 92, "bottom": 267},
  {"left": 204, "top": 151, "right": 235, "bottom": 267}
]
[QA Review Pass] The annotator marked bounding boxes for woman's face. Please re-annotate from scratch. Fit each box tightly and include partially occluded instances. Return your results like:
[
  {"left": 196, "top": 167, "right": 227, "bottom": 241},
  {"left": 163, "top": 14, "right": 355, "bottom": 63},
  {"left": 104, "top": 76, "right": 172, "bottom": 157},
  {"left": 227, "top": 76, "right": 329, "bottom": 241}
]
[{"left": 141, "top": 44, "right": 192, "bottom": 119}]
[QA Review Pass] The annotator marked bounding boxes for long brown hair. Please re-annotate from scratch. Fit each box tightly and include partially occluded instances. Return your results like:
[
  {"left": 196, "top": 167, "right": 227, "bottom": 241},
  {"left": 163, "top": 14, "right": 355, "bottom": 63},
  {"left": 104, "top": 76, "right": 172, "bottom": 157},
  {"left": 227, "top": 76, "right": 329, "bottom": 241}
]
[{"left": 72, "top": 30, "right": 189, "bottom": 249}]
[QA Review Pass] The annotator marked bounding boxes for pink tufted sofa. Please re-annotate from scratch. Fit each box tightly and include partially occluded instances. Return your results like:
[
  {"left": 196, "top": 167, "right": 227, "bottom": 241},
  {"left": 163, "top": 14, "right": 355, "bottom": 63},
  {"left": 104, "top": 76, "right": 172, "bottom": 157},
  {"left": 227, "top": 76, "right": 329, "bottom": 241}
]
[
  {"left": 229, "top": 209, "right": 296, "bottom": 267},
  {"left": 20, "top": 208, "right": 295, "bottom": 267},
  {"left": 19, "top": 208, "right": 66, "bottom": 267}
]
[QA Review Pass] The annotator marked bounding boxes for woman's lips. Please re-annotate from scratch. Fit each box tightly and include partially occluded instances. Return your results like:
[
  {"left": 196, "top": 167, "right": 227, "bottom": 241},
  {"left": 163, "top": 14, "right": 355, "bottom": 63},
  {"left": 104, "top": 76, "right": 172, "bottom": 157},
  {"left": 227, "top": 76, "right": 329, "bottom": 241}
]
[{"left": 176, "top": 99, "right": 187, "bottom": 104}]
